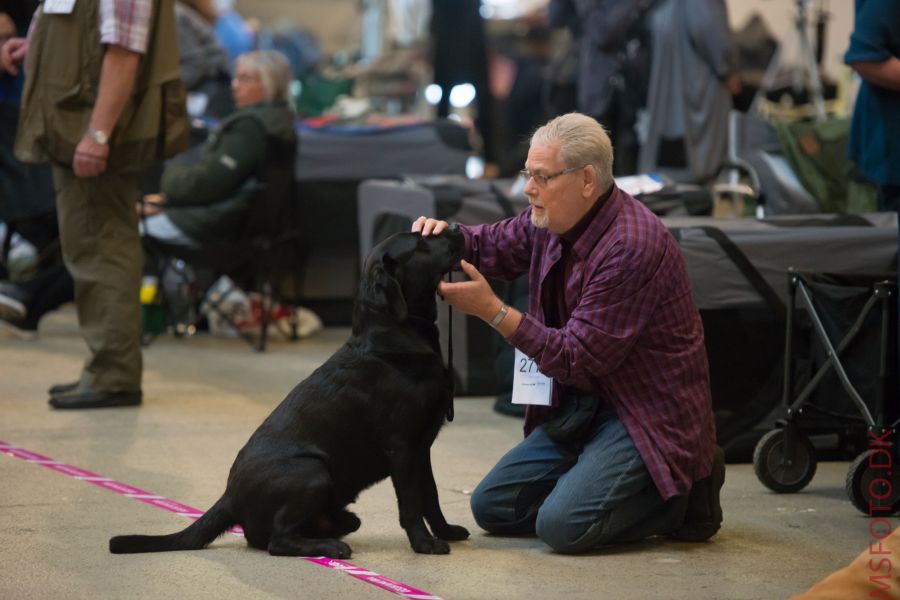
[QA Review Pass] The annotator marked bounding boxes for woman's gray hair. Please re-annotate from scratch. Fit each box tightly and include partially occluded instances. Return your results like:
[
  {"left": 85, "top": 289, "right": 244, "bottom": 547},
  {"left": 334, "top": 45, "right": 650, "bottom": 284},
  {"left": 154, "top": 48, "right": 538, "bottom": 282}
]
[
  {"left": 531, "top": 112, "right": 614, "bottom": 191},
  {"left": 236, "top": 50, "right": 293, "bottom": 105}
]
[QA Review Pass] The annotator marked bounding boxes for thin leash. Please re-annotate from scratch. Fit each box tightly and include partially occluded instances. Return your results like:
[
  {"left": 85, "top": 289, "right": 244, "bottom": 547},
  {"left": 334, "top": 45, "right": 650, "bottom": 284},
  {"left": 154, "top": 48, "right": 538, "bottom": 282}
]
[{"left": 446, "top": 272, "right": 454, "bottom": 422}]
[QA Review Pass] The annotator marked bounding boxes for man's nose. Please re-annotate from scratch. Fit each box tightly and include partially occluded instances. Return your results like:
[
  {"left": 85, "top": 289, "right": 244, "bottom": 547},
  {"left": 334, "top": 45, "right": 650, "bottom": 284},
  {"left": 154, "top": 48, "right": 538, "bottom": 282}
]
[{"left": 523, "top": 177, "right": 537, "bottom": 196}]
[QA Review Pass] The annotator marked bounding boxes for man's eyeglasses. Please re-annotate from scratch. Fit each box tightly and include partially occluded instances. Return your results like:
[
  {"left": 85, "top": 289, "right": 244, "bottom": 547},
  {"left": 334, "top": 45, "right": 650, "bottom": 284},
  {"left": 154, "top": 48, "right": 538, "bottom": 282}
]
[{"left": 519, "top": 165, "right": 585, "bottom": 187}]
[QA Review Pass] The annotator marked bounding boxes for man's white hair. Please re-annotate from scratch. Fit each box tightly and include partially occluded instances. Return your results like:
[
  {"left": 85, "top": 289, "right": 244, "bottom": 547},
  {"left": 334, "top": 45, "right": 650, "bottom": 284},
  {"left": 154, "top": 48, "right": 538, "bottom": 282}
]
[{"left": 531, "top": 112, "right": 614, "bottom": 192}]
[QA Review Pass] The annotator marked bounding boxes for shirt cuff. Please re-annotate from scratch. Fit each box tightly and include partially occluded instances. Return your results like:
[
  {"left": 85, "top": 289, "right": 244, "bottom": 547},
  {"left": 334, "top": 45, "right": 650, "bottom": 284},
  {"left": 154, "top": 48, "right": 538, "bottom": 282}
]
[{"left": 506, "top": 311, "right": 545, "bottom": 358}]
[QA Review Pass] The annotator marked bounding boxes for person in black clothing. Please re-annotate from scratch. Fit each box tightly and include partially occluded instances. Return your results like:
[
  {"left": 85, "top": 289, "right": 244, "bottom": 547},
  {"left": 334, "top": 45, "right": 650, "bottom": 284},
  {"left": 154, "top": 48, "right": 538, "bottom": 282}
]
[{"left": 430, "top": 0, "right": 495, "bottom": 164}]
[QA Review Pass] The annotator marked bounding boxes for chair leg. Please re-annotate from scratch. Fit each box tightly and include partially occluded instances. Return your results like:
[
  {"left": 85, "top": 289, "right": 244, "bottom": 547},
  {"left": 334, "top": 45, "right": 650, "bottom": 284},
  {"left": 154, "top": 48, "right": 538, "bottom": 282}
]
[{"left": 256, "top": 280, "right": 272, "bottom": 352}]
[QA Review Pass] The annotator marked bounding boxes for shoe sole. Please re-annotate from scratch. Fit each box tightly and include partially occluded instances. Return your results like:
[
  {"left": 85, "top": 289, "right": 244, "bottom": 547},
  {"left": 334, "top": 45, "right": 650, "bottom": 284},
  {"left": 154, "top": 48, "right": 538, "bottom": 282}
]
[
  {"left": 0, "top": 295, "right": 27, "bottom": 321},
  {"left": 49, "top": 394, "right": 142, "bottom": 409},
  {"left": 0, "top": 320, "right": 38, "bottom": 341}
]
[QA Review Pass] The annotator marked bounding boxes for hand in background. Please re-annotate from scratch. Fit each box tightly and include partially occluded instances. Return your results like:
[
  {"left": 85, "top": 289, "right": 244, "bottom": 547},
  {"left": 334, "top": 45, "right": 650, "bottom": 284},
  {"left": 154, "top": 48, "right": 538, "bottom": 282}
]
[
  {"left": 137, "top": 194, "right": 166, "bottom": 216},
  {"left": 0, "top": 37, "right": 28, "bottom": 75}
]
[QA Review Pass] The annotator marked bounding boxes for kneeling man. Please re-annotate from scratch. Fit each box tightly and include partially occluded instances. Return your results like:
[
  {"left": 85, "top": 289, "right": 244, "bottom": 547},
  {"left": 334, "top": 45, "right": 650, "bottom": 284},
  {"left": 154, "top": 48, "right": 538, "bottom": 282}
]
[{"left": 413, "top": 112, "right": 724, "bottom": 553}]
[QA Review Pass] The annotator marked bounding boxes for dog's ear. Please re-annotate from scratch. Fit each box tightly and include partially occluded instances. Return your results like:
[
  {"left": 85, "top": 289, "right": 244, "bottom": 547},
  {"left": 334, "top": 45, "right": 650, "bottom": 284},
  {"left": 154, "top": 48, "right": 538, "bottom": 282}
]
[{"left": 364, "top": 261, "right": 408, "bottom": 321}]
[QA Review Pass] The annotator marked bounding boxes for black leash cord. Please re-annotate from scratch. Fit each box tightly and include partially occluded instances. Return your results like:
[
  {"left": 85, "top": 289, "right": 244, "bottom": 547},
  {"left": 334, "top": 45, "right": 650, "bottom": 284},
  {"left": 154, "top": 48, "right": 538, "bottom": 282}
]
[{"left": 446, "top": 272, "right": 454, "bottom": 422}]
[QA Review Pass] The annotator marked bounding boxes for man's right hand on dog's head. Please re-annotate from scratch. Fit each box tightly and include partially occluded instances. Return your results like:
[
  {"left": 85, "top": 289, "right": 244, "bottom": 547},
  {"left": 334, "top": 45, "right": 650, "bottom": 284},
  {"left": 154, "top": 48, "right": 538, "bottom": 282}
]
[{"left": 412, "top": 216, "right": 449, "bottom": 237}]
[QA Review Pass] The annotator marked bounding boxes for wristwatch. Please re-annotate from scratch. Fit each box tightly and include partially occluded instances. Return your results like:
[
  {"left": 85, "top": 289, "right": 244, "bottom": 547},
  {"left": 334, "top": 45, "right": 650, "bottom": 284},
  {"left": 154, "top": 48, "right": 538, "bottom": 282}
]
[{"left": 87, "top": 128, "right": 109, "bottom": 145}]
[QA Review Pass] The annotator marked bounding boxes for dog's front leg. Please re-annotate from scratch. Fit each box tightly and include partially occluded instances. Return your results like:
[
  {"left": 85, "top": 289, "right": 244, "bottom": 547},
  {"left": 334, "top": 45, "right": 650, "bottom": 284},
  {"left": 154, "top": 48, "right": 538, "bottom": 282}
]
[
  {"left": 422, "top": 451, "right": 469, "bottom": 541},
  {"left": 388, "top": 440, "right": 450, "bottom": 554}
]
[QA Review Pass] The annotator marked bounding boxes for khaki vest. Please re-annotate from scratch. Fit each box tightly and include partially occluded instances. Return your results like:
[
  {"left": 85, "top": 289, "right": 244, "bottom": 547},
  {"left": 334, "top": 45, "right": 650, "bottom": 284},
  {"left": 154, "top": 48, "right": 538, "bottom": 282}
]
[{"left": 15, "top": 0, "right": 189, "bottom": 170}]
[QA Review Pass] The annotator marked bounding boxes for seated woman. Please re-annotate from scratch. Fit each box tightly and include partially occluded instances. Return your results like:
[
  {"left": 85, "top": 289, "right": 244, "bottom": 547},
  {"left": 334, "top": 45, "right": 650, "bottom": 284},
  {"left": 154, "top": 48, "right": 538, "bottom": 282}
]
[{"left": 139, "top": 49, "right": 297, "bottom": 248}]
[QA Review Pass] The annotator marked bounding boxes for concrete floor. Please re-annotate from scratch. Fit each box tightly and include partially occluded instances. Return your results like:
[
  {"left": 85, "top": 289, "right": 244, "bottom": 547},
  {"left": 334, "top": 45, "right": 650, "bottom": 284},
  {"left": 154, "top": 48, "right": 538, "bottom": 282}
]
[{"left": 0, "top": 306, "right": 880, "bottom": 599}]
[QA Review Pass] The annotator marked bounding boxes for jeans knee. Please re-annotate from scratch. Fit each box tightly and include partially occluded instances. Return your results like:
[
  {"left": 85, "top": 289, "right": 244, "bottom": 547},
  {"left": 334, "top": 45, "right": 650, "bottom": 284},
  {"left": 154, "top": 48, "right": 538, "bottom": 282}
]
[
  {"left": 470, "top": 483, "right": 503, "bottom": 532},
  {"left": 536, "top": 504, "right": 611, "bottom": 554}
]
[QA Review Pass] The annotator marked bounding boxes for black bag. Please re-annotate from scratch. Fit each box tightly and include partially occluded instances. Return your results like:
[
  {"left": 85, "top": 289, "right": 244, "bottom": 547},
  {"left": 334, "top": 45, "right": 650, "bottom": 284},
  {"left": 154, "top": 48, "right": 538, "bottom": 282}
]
[{"left": 542, "top": 394, "right": 603, "bottom": 443}]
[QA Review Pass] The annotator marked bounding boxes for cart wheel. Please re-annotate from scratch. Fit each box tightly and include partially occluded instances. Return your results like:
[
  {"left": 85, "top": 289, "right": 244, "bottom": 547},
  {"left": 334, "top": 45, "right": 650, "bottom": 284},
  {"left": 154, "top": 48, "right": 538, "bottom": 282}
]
[
  {"left": 845, "top": 450, "right": 900, "bottom": 516},
  {"left": 753, "top": 429, "right": 817, "bottom": 493}
]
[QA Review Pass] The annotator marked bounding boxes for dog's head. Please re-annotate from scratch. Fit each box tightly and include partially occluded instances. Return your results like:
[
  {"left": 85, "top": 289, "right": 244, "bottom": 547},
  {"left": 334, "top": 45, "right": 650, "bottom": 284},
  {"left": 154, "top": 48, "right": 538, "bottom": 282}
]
[{"left": 356, "top": 227, "right": 465, "bottom": 327}]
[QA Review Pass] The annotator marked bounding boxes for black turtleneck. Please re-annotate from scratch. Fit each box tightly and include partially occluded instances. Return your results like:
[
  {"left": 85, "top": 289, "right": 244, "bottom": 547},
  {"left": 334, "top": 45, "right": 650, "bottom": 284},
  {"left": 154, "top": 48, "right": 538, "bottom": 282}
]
[{"left": 542, "top": 186, "right": 613, "bottom": 328}]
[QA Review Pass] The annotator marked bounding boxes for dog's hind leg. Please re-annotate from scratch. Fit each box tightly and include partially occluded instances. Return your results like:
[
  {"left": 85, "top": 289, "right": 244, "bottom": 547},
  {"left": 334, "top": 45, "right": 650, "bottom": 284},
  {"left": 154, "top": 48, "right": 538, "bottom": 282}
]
[
  {"left": 264, "top": 461, "right": 353, "bottom": 558},
  {"left": 421, "top": 453, "right": 470, "bottom": 542},
  {"left": 309, "top": 508, "right": 361, "bottom": 538},
  {"left": 268, "top": 503, "right": 353, "bottom": 559}
]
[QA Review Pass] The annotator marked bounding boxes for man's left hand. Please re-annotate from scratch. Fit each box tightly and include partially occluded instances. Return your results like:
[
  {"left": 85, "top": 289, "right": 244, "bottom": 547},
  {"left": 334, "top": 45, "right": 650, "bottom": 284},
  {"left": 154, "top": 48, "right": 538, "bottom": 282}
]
[
  {"left": 437, "top": 259, "right": 501, "bottom": 322},
  {"left": 73, "top": 135, "right": 110, "bottom": 178}
]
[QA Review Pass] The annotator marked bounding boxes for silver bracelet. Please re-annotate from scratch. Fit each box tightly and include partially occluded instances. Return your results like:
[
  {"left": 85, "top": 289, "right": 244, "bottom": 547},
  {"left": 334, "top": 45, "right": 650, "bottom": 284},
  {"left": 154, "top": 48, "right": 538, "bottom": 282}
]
[{"left": 489, "top": 303, "right": 509, "bottom": 328}]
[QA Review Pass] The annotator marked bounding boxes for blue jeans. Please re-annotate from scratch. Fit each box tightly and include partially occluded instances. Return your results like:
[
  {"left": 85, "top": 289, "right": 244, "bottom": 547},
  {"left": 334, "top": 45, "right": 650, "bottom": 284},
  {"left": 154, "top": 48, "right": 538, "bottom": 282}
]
[{"left": 470, "top": 409, "right": 688, "bottom": 553}]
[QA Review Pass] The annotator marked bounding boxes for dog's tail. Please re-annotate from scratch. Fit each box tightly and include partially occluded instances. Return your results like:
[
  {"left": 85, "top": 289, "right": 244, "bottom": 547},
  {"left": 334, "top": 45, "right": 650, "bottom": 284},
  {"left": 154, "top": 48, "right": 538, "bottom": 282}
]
[{"left": 109, "top": 495, "right": 234, "bottom": 554}]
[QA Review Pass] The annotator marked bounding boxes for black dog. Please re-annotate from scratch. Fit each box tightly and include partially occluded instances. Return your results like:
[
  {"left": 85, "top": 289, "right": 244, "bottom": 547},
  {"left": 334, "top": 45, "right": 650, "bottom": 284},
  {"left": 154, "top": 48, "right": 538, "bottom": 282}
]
[{"left": 110, "top": 228, "right": 469, "bottom": 557}]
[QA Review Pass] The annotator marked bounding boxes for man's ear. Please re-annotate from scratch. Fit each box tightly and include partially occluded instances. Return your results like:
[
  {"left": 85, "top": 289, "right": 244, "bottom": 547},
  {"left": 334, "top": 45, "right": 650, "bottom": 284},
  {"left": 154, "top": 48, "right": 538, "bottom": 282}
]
[
  {"left": 364, "top": 262, "right": 408, "bottom": 321},
  {"left": 581, "top": 165, "right": 599, "bottom": 201}
]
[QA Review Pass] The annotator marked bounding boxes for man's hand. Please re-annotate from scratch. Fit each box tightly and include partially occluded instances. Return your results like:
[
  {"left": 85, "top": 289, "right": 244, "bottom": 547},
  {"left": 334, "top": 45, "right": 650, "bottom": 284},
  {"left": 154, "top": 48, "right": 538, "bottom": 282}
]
[
  {"left": 412, "top": 216, "right": 450, "bottom": 237},
  {"left": 437, "top": 260, "right": 502, "bottom": 323},
  {"left": 73, "top": 134, "right": 110, "bottom": 178},
  {"left": 0, "top": 37, "right": 28, "bottom": 75},
  {"left": 137, "top": 194, "right": 166, "bottom": 216}
]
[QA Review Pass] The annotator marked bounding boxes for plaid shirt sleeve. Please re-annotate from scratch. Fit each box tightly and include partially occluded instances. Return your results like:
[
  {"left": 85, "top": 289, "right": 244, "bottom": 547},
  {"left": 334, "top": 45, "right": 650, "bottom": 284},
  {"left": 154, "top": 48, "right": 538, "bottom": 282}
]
[{"left": 99, "top": 0, "right": 153, "bottom": 53}]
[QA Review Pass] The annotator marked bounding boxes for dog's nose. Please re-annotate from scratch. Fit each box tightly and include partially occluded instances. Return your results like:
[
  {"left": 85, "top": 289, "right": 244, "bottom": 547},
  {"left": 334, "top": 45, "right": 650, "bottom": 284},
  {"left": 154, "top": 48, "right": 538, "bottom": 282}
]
[{"left": 446, "top": 223, "right": 459, "bottom": 234}]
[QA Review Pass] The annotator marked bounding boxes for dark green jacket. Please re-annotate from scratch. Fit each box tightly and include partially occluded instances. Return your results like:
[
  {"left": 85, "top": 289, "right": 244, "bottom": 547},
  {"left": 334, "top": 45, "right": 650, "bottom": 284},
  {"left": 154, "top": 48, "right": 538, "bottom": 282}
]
[{"left": 162, "top": 101, "right": 296, "bottom": 243}]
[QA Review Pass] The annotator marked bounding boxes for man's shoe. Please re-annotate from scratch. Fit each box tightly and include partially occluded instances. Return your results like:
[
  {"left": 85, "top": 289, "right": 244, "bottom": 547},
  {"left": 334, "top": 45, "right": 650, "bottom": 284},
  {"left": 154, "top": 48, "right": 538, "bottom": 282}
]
[
  {"left": 0, "top": 318, "right": 38, "bottom": 341},
  {"left": 0, "top": 281, "right": 28, "bottom": 321},
  {"left": 671, "top": 446, "right": 725, "bottom": 542},
  {"left": 48, "top": 381, "right": 81, "bottom": 396},
  {"left": 49, "top": 389, "right": 142, "bottom": 409}
]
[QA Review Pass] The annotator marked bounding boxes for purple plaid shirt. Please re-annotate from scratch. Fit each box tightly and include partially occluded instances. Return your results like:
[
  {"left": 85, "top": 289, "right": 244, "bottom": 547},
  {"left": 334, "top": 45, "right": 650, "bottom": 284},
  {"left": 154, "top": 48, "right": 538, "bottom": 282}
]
[{"left": 460, "top": 185, "right": 716, "bottom": 500}]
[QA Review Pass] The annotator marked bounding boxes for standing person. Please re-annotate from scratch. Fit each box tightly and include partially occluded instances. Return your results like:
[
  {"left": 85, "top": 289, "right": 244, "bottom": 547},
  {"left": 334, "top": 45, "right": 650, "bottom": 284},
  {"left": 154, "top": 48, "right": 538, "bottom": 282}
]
[
  {"left": 413, "top": 112, "right": 723, "bottom": 553},
  {"left": 430, "top": 0, "right": 495, "bottom": 165},
  {"left": 845, "top": 0, "right": 900, "bottom": 212},
  {"left": 844, "top": 0, "right": 900, "bottom": 377},
  {"left": 175, "top": 0, "right": 234, "bottom": 118},
  {"left": 638, "top": 0, "right": 740, "bottom": 182},
  {"left": 547, "top": 0, "right": 656, "bottom": 176},
  {"left": 0, "top": 0, "right": 189, "bottom": 409}
]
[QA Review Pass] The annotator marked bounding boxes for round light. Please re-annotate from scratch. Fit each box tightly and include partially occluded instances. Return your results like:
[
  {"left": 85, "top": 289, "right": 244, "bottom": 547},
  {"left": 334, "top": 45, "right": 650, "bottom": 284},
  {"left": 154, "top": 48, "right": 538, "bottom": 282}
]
[
  {"left": 424, "top": 84, "right": 442, "bottom": 105},
  {"left": 449, "top": 83, "right": 476, "bottom": 108}
]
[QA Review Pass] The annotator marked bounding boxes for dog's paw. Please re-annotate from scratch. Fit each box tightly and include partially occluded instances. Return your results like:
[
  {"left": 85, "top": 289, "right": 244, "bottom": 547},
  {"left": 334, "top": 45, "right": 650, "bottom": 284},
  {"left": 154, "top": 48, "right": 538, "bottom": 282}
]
[
  {"left": 333, "top": 510, "right": 362, "bottom": 535},
  {"left": 411, "top": 536, "right": 450, "bottom": 555},
  {"left": 433, "top": 524, "right": 469, "bottom": 541},
  {"left": 316, "top": 539, "right": 353, "bottom": 559}
]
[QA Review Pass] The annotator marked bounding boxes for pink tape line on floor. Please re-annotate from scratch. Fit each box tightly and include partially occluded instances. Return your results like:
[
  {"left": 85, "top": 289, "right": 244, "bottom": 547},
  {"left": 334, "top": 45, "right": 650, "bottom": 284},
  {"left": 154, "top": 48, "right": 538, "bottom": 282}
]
[{"left": 0, "top": 439, "right": 442, "bottom": 600}]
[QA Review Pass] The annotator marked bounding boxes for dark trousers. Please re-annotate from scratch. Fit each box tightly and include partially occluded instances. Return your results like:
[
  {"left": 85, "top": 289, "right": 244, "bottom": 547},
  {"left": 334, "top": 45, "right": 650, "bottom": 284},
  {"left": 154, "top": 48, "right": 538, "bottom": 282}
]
[{"left": 53, "top": 165, "right": 143, "bottom": 392}]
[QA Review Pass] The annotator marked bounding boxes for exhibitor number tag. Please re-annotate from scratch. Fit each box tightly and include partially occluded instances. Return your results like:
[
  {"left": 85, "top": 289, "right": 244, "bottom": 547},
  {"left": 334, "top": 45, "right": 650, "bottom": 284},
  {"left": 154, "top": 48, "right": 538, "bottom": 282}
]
[
  {"left": 511, "top": 348, "right": 552, "bottom": 406},
  {"left": 44, "top": 0, "right": 77, "bottom": 14}
]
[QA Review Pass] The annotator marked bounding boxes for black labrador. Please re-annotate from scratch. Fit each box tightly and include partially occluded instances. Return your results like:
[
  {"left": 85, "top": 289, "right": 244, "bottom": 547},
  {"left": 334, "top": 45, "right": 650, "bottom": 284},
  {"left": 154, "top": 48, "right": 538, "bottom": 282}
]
[{"left": 110, "top": 228, "right": 469, "bottom": 557}]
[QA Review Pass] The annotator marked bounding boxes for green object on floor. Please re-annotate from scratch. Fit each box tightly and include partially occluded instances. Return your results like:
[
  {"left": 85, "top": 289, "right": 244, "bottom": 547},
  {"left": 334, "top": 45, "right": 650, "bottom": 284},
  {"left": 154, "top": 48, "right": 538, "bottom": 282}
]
[{"left": 142, "top": 304, "right": 166, "bottom": 334}]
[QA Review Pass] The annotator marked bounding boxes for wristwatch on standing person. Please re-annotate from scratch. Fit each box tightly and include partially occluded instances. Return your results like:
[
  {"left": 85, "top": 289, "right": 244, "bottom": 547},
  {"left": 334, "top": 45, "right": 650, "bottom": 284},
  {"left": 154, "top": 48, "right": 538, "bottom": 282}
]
[{"left": 87, "top": 128, "right": 109, "bottom": 145}]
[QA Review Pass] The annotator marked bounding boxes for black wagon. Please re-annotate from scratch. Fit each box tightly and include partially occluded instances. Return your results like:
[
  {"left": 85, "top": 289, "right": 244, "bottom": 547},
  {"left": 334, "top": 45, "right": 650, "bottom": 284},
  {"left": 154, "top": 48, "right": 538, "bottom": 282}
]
[{"left": 753, "top": 268, "right": 898, "bottom": 514}]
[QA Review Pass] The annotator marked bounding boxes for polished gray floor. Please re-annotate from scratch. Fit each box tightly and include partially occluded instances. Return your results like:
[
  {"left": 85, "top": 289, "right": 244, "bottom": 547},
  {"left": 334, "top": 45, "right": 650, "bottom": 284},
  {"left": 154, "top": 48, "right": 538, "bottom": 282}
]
[{"left": 0, "top": 307, "right": 877, "bottom": 599}]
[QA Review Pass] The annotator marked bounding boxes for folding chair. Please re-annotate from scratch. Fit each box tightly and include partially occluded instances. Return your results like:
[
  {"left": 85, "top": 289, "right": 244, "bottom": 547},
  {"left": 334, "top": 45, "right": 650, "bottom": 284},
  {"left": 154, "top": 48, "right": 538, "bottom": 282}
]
[
  {"left": 753, "top": 268, "right": 898, "bottom": 514},
  {"left": 142, "top": 132, "right": 307, "bottom": 352}
]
